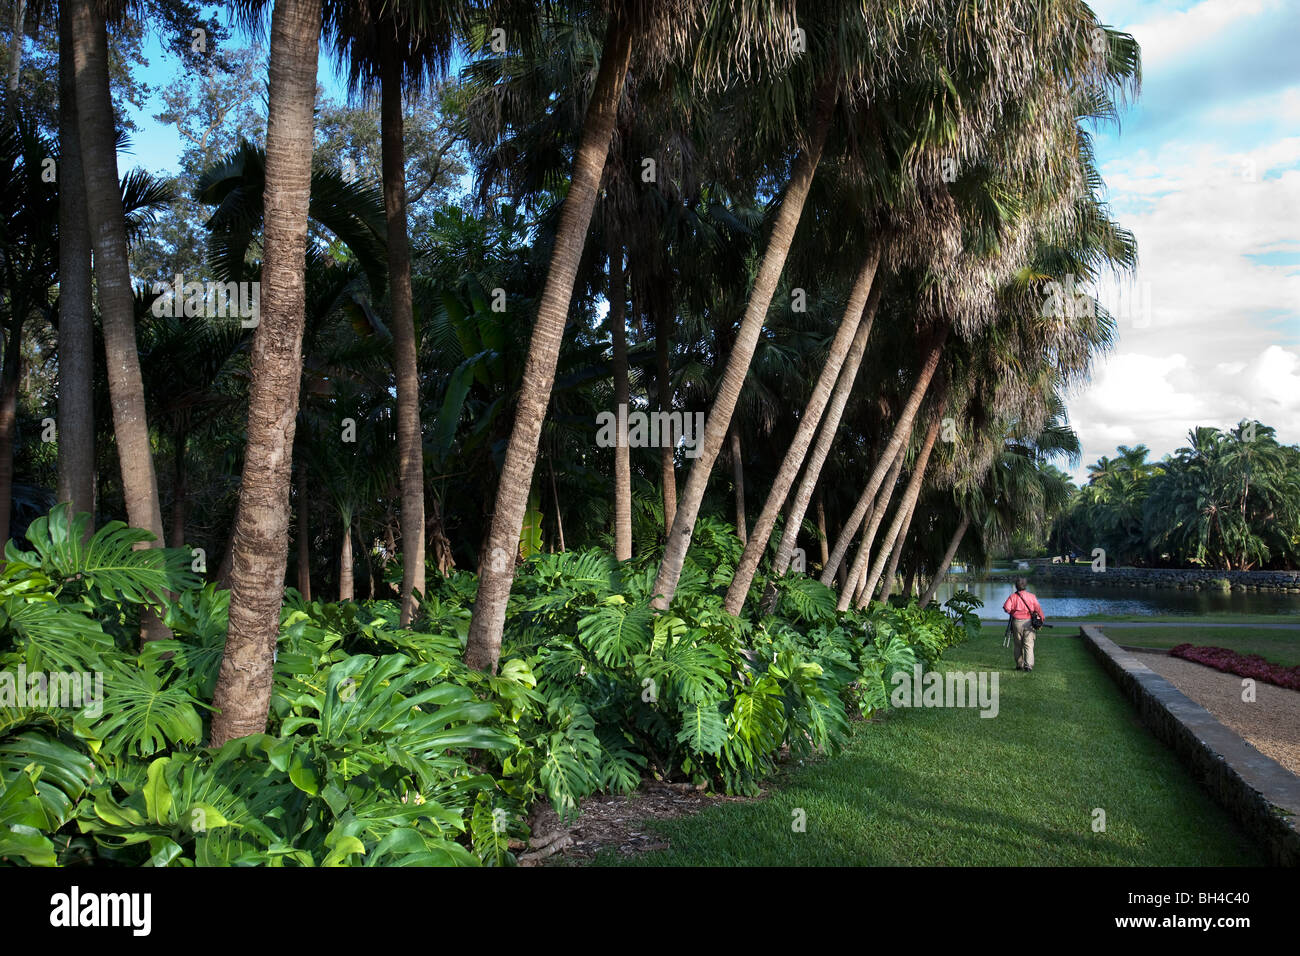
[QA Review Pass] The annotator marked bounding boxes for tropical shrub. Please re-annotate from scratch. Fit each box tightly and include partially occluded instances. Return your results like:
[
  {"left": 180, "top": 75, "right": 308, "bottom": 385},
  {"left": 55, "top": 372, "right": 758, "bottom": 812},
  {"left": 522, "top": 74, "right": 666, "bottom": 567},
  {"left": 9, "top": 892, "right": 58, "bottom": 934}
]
[{"left": 1, "top": 508, "right": 971, "bottom": 865}]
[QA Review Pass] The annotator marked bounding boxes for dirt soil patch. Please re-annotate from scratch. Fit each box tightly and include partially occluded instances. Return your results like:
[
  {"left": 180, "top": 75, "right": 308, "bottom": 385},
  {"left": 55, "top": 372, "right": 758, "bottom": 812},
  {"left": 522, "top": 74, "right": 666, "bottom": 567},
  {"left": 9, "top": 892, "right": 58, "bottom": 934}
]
[
  {"left": 519, "top": 781, "right": 756, "bottom": 866},
  {"left": 1133, "top": 651, "right": 1300, "bottom": 777}
]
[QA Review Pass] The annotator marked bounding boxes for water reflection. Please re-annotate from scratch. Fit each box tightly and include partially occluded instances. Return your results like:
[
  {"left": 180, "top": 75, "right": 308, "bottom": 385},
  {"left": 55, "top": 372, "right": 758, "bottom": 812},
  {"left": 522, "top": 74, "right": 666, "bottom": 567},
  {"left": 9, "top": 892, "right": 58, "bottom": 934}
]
[{"left": 929, "top": 576, "right": 1300, "bottom": 620}]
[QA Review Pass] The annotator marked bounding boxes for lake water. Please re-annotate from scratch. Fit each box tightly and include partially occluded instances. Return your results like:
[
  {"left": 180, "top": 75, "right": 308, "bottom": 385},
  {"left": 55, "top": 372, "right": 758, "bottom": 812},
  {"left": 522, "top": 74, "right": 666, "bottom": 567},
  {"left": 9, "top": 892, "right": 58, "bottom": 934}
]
[{"left": 928, "top": 575, "right": 1300, "bottom": 620}]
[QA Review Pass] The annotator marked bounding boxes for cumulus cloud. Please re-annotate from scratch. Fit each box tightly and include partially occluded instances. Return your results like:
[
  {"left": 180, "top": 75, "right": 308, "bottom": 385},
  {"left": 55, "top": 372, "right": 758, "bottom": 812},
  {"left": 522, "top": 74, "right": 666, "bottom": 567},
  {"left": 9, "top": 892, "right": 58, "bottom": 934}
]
[{"left": 1065, "top": 2, "right": 1300, "bottom": 482}]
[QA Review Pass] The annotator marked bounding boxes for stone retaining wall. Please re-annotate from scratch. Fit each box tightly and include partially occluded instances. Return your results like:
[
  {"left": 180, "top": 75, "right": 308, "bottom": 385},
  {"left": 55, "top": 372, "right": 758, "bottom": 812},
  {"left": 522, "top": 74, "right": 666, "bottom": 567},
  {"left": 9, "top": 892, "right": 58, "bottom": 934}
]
[
  {"left": 1081, "top": 625, "right": 1300, "bottom": 866},
  {"left": 1036, "top": 565, "right": 1300, "bottom": 592}
]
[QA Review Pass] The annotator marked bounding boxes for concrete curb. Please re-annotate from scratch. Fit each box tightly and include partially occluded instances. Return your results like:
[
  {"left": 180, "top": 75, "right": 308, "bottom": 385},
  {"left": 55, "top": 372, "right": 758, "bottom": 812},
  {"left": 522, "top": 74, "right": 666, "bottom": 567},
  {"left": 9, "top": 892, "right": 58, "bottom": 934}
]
[{"left": 1081, "top": 625, "right": 1300, "bottom": 866}]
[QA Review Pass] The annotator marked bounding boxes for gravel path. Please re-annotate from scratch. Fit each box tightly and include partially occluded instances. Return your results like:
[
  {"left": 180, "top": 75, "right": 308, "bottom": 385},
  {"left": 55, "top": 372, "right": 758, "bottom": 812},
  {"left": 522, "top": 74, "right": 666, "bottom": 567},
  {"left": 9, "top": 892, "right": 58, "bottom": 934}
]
[{"left": 1132, "top": 651, "right": 1300, "bottom": 776}]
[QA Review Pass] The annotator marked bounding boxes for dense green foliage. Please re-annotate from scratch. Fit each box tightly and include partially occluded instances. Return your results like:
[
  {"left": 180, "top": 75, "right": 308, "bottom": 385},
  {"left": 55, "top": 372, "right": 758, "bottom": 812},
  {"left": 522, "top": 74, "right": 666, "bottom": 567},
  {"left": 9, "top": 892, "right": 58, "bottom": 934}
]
[
  {"left": 1050, "top": 424, "right": 1300, "bottom": 570},
  {"left": 0, "top": 507, "right": 975, "bottom": 865}
]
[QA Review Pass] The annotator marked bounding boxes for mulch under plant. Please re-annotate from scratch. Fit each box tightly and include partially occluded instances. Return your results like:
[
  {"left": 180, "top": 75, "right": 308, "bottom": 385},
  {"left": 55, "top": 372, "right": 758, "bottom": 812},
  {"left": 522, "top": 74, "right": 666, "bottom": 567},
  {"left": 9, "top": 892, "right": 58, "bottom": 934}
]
[
  {"left": 518, "top": 781, "right": 757, "bottom": 866},
  {"left": 1169, "top": 643, "right": 1300, "bottom": 691}
]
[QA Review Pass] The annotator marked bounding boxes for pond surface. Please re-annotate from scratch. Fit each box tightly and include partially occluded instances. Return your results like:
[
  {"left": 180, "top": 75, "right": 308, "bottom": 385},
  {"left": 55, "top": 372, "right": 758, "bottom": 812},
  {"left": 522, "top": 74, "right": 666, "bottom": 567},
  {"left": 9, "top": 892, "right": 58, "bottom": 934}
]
[{"left": 929, "top": 576, "right": 1300, "bottom": 620}]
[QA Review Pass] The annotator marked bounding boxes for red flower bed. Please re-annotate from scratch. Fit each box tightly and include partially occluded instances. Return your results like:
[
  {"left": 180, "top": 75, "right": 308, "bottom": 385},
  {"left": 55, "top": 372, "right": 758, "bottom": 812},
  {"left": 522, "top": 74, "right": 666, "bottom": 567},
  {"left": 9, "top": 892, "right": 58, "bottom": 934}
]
[{"left": 1169, "top": 644, "right": 1300, "bottom": 692}]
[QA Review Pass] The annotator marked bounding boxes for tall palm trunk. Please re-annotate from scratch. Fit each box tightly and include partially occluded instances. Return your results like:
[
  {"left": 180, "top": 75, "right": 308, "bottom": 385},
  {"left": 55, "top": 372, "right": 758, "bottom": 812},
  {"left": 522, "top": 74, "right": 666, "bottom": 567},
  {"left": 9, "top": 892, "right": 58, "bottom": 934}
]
[
  {"left": 549, "top": 454, "right": 566, "bottom": 552},
  {"left": 857, "top": 408, "right": 944, "bottom": 606},
  {"left": 609, "top": 245, "right": 632, "bottom": 560},
  {"left": 0, "top": 325, "right": 20, "bottom": 546},
  {"left": 296, "top": 461, "right": 311, "bottom": 600},
  {"left": 5, "top": 0, "right": 23, "bottom": 116},
  {"left": 901, "top": 557, "right": 917, "bottom": 602},
  {"left": 168, "top": 430, "right": 187, "bottom": 547},
  {"left": 729, "top": 424, "right": 746, "bottom": 543},
  {"left": 209, "top": 0, "right": 321, "bottom": 744},
  {"left": 820, "top": 323, "right": 948, "bottom": 586},
  {"left": 651, "top": 78, "right": 838, "bottom": 610},
  {"left": 875, "top": 496, "right": 918, "bottom": 605},
  {"left": 774, "top": 281, "right": 884, "bottom": 581},
  {"left": 815, "top": 492, "right": 829, "bottom": 570},
  {"left": 56, "top": 3, "right": 95, "bottom": 523},
  {"left": 339, "top": 514, "right": 354, "bottom": 602},
  {"left": 380, "top": 44, "right": 425, "bottom": 629},
  {"left": 654, "top": 291, "right": 676, "bottom": 531},
  {"left": 919, "top": 513, "right": 969, "bottom": 608},
  {"left": 724, "top": 247, "right": 879, "bottom": 613},
  {"left": 838, "top": 440, "right": 906, "bottom": 610},
  {"left": 464, "top": 13, "right": 633, "bottom": 673},
  {"left": 70, "top": 0, "right": 167, "bottom": 640}
]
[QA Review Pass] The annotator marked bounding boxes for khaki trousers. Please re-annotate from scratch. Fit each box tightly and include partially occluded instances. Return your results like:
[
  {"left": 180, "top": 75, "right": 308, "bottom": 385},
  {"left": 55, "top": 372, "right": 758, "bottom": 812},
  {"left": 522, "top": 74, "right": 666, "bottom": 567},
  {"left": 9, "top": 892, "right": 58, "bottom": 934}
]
[{"left": 1011, "top": 618, "right": 1036, "bottom": 669}]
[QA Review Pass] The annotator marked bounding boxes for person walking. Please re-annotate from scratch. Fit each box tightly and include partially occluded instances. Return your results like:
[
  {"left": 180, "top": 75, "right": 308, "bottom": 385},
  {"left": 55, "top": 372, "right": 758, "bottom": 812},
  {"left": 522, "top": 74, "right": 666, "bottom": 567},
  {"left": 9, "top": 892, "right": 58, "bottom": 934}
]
[{"left": 1003, "top": 577, "right": 1045, "bottom": 672}]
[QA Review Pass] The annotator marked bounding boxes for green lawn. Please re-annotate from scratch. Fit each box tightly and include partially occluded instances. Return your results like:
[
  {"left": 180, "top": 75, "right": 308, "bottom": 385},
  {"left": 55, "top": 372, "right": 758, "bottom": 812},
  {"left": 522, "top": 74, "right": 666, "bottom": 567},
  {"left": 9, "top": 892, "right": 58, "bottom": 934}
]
[
  {"left": 1090, "top": 625, "right": 1300, "bottom": 668},
  {"left": 589, "top": 631, "right": 1267, "bottom": 866}
]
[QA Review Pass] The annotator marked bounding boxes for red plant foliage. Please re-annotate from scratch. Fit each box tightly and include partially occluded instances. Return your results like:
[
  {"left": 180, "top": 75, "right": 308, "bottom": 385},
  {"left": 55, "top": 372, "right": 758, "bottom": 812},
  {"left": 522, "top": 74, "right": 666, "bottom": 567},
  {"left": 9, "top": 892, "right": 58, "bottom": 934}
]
[{"left": 1169, "top": 644, "right": 1300, "bottom": 692}]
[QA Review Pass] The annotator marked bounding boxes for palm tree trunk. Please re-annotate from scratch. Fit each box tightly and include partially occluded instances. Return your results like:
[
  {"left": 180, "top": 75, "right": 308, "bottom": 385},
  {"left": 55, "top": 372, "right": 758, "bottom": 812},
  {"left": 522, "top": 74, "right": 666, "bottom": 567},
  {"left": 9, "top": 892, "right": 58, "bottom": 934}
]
[
  {"left": 770, "top": 278, "right": 884, "bottom": 587},
  {"left": 209, "top": 0, "right": 321, "bottom": 744},
  {"left": 56, "top": 2, "right": 94, "bottom": 524},
  {"left": 729, "top": 424, "right": 746, "bottom": 544},
  {"left": 296, "top": 461, "right": 311, "bottom": 600},
  {"left": 651, "top": 77, "right": 839, "bottom": 610},
  {"left": 0, "top": 324, "right": 20, "bottom": 546},
  {"left": 919, "top": 513, "right": 969, "bottom": 608},
  {"left": 724, "top": 247, "right": 879, "bottom": 613},
  {"left": 549, "top": 454, "right": 566, "bottom": 552},
  {"left": 609, "top": 245, "right": 632, "bottom": 560},
  {"left": 339, "top": 515, "right": 354, "bottom": 602},
  {"left": 815, "top": 492, "right": 829, "bottom": 570},
  {"left": 464, "top": 13, "right": 633, "bottom": 673},
  {"left": 655, "top": 292, "right": 676, "bottom": 532},
  {"left": 876, "top": 496, "right": 918, "bottom": 605},
  {"left": 168, "top": 430, "right": 187, "bottom": 547},
  {"left": 839, "top": 440, "right": 906, "bottom": 610},
  {"left": 427, "top": 495, "right": 454, "bottom": 576},
  {"left": 5, "top": 0, "right": 24, "bottom": 117},
  {"left": 820, "top": 323, "right": 948, "bottom": 587},
  {"left": 70, "top": 0, "right": 168, "bottom": 640},
  {"left": 380, "top": 44, "right": 425, "bottom": 629},
  {"left": 858, "top": 408, "right": 944, "bottom": 607},
  {"left": 902, "top": 558, "right": 917, "bottom": 601}
]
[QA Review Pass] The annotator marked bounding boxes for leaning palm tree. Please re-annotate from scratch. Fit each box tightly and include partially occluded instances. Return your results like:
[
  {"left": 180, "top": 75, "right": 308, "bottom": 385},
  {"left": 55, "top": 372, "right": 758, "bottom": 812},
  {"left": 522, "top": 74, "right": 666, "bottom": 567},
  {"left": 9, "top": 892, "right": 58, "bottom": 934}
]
[
  {"left": 211, "top": 0, "right": 325, "bottom": 745},
  {"left": 67, "top": 0, "right": 168, "bottom": 637},
  {"left": 463, "top": 0, "right": 709, "bottom": 673}
]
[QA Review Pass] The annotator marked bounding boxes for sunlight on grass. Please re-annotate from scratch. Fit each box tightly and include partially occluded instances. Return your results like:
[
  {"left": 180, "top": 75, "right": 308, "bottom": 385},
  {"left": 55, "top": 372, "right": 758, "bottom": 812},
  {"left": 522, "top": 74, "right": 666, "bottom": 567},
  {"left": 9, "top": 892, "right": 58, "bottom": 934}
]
[{"left": 593, "top": 633, "right": 1267, "bottom": 866}]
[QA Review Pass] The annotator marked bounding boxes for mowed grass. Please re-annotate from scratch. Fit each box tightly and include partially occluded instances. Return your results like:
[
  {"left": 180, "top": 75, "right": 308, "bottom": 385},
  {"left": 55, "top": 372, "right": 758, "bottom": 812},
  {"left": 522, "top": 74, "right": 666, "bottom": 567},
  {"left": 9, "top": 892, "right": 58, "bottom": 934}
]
[
  {"left": 591, "top": 631, "right": 1267, "bottom": 866},
  {"left": 1092, "top": 626, "right": 1300, "bottom": 668}
]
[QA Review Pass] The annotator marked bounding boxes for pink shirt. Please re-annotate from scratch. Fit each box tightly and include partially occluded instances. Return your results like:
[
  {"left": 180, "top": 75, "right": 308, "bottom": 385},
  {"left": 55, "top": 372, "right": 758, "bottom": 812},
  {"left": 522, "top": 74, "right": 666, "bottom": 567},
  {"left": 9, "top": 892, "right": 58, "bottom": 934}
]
[{"left": 1003, "top": 590, "right": 1044, "bottom": 620}]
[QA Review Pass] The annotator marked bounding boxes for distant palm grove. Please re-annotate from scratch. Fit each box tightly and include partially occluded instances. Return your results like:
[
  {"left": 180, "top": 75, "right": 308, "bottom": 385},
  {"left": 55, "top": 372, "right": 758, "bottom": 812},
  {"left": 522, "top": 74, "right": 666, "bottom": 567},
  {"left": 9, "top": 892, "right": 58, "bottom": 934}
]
[
  {"left": 0, "top": 0, "right": 1181, "bottom": 866},
  {"left": 1050, "top": 426, "right": 1300, "bottom": 571}
]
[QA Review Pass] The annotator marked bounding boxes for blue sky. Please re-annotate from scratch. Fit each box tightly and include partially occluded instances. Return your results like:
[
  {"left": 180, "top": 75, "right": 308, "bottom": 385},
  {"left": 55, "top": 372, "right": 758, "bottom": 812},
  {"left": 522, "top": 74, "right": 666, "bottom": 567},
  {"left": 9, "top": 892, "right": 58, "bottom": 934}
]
[
  {"left": 1073, "top": 0, "right": 1300, "bottom": 481},
  {"left": 119, "top": 1, "right": 1300, "bottom": 485}
]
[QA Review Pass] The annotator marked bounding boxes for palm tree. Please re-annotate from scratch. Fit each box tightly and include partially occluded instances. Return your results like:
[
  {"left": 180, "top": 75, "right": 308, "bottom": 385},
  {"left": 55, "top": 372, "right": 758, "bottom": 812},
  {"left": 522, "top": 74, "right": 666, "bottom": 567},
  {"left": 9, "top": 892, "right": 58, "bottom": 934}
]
[
  {"left": 68, "top": 0, "right": 168, "bottom": 637},
  {"left": 723, "top": 246, "right": 881, "bottom": 613},
  {"left": 649, "top": 73, "right": 839, "bottom": 610},
  {"left": 465, "top": 4, "right": 645, "bottom": 672},
  {"left": 211, "top": 0, "right": 324, "bottom": 745},
  {"left": 329, "top": 0, "right": 463, "bottom": 627},
  {"left": 0, "top": 115, "right": 57, "bottom": 549},
  {"left": 56, "top": 2, "right": 94, "bottom": 523},
  {"left": 607, "top": 243, "right": 632, "bottom": 560}
]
